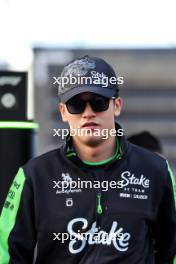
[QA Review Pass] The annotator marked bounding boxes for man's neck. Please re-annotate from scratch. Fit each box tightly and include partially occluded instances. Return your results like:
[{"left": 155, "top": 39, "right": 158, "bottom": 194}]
[{"left": 72, "top": 137, "right": 117, "bottom": 163}]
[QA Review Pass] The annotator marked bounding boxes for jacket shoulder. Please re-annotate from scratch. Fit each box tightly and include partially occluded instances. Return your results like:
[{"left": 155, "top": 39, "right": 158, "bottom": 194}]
[
  {"left": 22, "top": 147, "right": 64, "bottom": 178},
  {"left": 128, "top": 142, "right": 167, "bottom": 173}
]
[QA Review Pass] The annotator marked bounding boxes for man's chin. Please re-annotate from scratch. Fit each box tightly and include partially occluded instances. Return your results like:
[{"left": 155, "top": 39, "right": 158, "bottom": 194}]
[{"left": 79, "top": 135, "right": 104, "bottom": 147}]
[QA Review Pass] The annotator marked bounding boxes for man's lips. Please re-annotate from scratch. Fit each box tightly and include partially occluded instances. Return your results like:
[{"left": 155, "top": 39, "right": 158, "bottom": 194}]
[{"left": 81, "top": 122, "right": 99, "bottom": 129}]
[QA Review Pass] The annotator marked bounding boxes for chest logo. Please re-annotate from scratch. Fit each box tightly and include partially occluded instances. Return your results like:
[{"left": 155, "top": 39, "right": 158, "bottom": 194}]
[
  {"left": 67, "top": 217, "right": 131, "bottom": 254},
  {"left": 53, "top": 173, "right": 82, "bottom": 194}
]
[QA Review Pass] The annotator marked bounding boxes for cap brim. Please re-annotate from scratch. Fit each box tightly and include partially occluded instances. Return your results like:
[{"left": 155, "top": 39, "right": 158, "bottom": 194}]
[{"left": 60, "top": 85, "right": 116, "bottom": 103}]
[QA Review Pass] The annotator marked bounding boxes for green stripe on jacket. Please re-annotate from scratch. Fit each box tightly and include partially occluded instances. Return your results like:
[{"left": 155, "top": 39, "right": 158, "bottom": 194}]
[
  {"left": 0, "top": 168, "right": 25, "bottom": 264},
  {"left": 166, "top": 161, "right": 176, "bottom": 264}
]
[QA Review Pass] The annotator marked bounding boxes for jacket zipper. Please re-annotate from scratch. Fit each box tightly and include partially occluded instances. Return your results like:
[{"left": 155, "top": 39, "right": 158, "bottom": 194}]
[
  {"left": 91, "top": 170, "right": 104, "bottom": 227},
  {"left": 97, "top": 192, "right": 103, "bottom": 215}
]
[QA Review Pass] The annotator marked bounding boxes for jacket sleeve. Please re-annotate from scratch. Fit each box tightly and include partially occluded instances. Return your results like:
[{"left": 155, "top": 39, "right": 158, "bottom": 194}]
[
  {"left": 153, "top": 161, "right": 176, "bottom": 264},
  {"left": 0, "top": 168, "right": 36, "bottom": 264}
]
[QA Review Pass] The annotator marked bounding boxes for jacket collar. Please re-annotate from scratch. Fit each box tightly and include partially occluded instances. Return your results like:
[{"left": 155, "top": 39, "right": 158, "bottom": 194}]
[{"left": 61, "top": 123, "right": 128, "bottom": 167}]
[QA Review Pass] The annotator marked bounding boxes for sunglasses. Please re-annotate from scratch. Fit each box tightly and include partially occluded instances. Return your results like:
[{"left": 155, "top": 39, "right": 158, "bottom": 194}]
[{"left": 66, "top": 95, "right": 114, "bottom": 114}]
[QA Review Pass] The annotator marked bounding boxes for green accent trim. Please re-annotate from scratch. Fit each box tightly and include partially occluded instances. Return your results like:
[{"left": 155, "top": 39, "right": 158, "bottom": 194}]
[
  {"left": 83, "top": 154, "right": 119, "bottom": 166},
  {"left": 97, "top": 193, "right": 103, "bottom": 214},
  {"left": 166, "top": 160, "right": 176, "bottom": 207},
  {"left": 65, "top": 135, "right": 76, "bottom": 157},
  {"left": 0, "top": 168, "right": 26, "bottom": 264},
  {"left": 66, "top": 152, "right": 77, "bottom": 157},
  {"left": 169, "top": 162, "right": 176, "bottom": 264},
  {"left": 0, "top": 121, "right": 39, "bottom": 129},
  {"left": 174, "top": 256, "right": 176, "bottom": 264}
]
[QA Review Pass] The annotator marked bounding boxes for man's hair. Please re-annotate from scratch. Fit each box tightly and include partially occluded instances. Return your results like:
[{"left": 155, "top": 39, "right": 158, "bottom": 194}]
[{"left": 128, "top": 131, "right": 162, "bottom": 154}]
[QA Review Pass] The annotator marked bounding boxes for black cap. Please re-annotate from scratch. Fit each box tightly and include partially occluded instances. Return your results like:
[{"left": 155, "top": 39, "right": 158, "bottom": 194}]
[{"left": 58, "top": 55, "right": 119, "bottom": 103}]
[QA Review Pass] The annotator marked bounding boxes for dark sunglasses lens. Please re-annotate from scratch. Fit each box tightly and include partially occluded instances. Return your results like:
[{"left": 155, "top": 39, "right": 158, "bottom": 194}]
[
  {"left": 66, "top": 98, "right": 85, "bottom": 114},
  {"left": 66, "top": 95, "right": 110, "bottom": 114},
  {"left": 90, "top": 97, "right": 110, "bottom": 112}
]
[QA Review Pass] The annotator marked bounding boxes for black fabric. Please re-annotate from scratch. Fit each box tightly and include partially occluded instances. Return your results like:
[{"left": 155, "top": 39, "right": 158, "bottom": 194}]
[{"left": 6, "top": 133, "right": 176, "bottom": 264}]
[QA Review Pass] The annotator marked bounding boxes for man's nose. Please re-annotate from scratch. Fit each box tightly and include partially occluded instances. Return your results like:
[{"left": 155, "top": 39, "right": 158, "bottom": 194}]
[{"left": 82, "top": 102, "right": 96, "bottom": 117}]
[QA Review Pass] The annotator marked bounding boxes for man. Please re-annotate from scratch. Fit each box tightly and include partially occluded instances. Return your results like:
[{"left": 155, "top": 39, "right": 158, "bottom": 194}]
[
  {"left": 128, "top": 131, "right": 163, "bottom": 155},
  {"left": 0, "top": 55, "right": 175, "bottom": 263}
]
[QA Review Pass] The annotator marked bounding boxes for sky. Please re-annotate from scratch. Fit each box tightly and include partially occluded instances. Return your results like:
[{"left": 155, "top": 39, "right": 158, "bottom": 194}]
[{"left": 0, "top": 0, "right": 176, "bottom": 67}]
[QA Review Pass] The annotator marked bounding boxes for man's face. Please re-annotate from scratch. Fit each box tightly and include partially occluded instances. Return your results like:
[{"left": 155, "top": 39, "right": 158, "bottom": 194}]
[{"left": 59, "top": 92, "right": 122, "bottom": 147}]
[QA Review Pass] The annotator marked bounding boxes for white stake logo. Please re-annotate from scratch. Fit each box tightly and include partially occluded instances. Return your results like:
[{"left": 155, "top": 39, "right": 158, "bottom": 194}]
[{"left": 67, "top": 218, "right": 131, "bottom": 254}]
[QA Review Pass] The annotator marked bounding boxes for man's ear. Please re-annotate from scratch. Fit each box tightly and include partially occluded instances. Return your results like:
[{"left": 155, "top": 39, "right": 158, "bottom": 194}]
[
  {"left": 114, "top": 97, "right": 123, "bottom": 117},
  {"left": 59, "top": 103, "right": 68, "bottom": 122}
]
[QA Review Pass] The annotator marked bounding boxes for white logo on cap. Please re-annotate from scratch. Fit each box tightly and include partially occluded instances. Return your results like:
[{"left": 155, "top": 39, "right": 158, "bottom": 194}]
[{"left": 62, "top": 58, "right": 95, "bottom": 77}]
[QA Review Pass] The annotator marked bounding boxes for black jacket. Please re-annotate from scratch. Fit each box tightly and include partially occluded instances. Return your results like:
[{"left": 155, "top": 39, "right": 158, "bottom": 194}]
[{"left": 0, "top": 132, "right": 176, "bottom": 264}]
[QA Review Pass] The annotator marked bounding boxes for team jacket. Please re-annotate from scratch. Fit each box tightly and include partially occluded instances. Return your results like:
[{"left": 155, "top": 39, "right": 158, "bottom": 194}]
[{"left": 0, "top": 124, "right": 176, "bottom": 264}]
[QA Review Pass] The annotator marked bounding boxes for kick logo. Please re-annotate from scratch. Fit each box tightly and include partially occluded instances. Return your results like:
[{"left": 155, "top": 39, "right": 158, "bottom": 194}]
[{"left": 67, "top": 218, "right": 131, "bottom": 254}]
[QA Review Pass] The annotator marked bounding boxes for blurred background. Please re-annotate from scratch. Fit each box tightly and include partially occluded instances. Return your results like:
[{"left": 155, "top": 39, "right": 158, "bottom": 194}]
[{"left": 0, "top": 0, "right": 176, "bottom": 207}]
